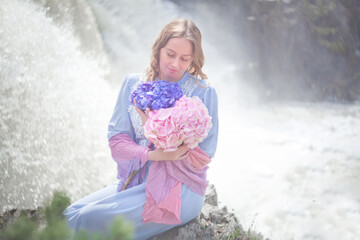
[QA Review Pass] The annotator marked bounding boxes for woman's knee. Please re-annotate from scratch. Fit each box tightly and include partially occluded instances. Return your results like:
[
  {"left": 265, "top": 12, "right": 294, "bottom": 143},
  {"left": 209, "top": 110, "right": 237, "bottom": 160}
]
[
  {"left": 181, "top": 193, "right": 204, "bottom": 222},
  {"left": 76, "top": 205, "right": 104, "bottom": 230},
  {"left": 192, "top": 195, "right": 205, "bottom": 217}
]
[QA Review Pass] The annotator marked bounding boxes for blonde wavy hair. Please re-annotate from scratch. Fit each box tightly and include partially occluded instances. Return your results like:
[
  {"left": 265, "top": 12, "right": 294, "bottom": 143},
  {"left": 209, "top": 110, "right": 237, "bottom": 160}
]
[{"left": 146, "top": 18, "right": 207, "bottom": 84}]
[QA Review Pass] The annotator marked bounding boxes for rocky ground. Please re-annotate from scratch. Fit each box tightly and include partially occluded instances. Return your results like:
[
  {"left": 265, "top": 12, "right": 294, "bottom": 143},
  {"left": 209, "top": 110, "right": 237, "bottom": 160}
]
[
  {"left": 150, "top": 184, "right": 265, "bottom": 240},
  {"left": 0, "top": 185, "right": 265, "bottom": 240}
]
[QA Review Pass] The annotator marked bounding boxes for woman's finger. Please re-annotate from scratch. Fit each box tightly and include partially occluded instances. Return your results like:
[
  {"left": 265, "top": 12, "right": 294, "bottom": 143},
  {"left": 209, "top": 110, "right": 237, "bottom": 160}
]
[
  {"left": 133, "top": 99, "right": 139, "bottom": 108},
  {"left": 134, "top": 100, "right": 143, "bottom": 113},
  {"left": 135, "top": 106, "right": 142, "bottom": 115},
  {"left": 179, "top": 151, "right": 189, "bottom": 159},
  {"left": 177, "top": 145, "right": 189, "bottom": 154},
  {"left": 136, "top": 107, "right": 146, "bottom": 121},
  {"left": 133, "top": 100, "right": 148, "bottom": 125},
  {"left": 176, "top": 146, "right": 189, "bottom": 159}
]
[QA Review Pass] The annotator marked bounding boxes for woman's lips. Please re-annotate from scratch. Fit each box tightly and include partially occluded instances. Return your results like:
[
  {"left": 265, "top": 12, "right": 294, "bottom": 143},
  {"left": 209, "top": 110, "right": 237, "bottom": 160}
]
[{"left": 169, "top": 68, "right": 177, "bottom": 73}]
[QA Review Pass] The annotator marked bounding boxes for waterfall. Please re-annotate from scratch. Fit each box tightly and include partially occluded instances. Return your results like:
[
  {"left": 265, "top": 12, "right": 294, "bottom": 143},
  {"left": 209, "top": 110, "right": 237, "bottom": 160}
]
[
  {"left": 0, "top": 0, "right": 115, "bottom": 211},
  {"left": 1, "top": 1, "right": 359, "bottom": 240}
]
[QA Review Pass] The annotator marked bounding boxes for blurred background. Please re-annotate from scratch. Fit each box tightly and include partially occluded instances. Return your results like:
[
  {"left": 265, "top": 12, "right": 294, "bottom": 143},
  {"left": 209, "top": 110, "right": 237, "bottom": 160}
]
[{"left": 1, "top": 0, "right": 359, "bottom": 239}]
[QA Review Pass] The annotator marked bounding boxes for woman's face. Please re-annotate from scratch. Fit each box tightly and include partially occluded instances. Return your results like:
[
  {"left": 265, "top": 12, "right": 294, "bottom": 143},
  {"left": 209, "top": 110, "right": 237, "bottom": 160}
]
[{"left": 158, "top": 37, "right": 193, "bottom": 82}]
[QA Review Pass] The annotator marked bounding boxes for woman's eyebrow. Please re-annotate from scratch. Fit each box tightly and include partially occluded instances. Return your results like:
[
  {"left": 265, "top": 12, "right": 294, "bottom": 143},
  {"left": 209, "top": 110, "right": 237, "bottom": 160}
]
[
  {"left": 165, "top": 48, "right": 175, "bottom": 53},
  {"left": 165, "top": 48, "right": 192, "bottom": 56}
]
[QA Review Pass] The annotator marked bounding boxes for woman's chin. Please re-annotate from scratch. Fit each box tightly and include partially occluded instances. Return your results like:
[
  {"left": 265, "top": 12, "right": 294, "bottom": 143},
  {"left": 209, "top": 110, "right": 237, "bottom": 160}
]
[{"left": 163, "top": 76, "right": 177, "bottom": 82}]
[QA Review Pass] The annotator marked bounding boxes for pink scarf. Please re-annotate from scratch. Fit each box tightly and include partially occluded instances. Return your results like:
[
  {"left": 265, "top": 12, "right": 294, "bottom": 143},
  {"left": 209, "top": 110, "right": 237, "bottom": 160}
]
[{"left": 109, "top": 133, "right": 210, "bottom": 224}]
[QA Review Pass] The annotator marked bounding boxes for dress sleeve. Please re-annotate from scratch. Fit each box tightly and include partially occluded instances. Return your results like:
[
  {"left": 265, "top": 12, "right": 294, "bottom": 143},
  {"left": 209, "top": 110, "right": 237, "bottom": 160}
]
[
  {"left": 107, "top": 75, "right": 149, "bottom": 189},
  {"left": 198, "top": 86, "right": 219, "bottom": 158},
  {"left": 188, "top": 146, "right": 211, "bottom": 169},
  {"left": 107, "top": 75, "right": 135, "bottom": 141},
  {"left": 109, "top": 133, "right": 149, "bottom": 166},
  {"left": 109, "top": 133, "right": 148, "bottom": 190}
]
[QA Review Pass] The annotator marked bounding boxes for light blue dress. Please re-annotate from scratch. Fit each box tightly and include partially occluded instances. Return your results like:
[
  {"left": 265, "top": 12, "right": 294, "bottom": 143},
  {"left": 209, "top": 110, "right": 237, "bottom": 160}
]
[{"left": 64, "top": 71, "right": 218, "bottom": 240}]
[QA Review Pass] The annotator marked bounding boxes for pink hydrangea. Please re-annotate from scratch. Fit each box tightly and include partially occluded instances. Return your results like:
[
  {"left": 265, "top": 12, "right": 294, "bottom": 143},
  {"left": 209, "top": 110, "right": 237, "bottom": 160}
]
[{"left": 143, "top": 96, "right": 212, "bottom": 151}]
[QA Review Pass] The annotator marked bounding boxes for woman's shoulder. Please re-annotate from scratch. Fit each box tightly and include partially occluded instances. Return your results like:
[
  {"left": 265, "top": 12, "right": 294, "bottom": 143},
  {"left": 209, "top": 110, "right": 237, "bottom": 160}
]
[
  {"left": 122, "top": 73, "right": 146, "bottom": 90},
  {"left": 189, "top": 75, "right": 217, "bottom": 100},
  {"left": 124, "top": 73, "right": 143, "bottom": 83}
]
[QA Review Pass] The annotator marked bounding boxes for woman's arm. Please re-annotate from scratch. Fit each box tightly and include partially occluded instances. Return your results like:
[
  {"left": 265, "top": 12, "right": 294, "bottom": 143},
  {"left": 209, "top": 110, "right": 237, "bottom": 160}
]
[
  {"left": 108, "top": 75, "right": 136, "bottom": 141},
  {"left": 198, "top": 86, "right": 219, "bottom": 158},
  {"left": 133, "top": 100, "right": 190, "bottom": 162},
  {"left": 108, "top": 75, "right": 151, "bottom": 168},
  {"left": 109, "top": 133, "right": 189, "bottom": 166},
  {"left": 148, "top": 145, "right": 189, "bottom": 161},
  {"left": 180, "top": 85, "right": 218, "bottom": 170},
  {"left": 109, "top": 133, "right": 149, "bottom": 166},
  {"left": 187, "top": 146, "right": 211, "bottom": 170}
]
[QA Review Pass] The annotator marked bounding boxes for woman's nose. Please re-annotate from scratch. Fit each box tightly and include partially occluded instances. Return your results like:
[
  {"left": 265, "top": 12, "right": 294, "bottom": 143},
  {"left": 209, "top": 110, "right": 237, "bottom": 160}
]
[{"left": 171, "top": 58, "right": 180, "bottom": 68}]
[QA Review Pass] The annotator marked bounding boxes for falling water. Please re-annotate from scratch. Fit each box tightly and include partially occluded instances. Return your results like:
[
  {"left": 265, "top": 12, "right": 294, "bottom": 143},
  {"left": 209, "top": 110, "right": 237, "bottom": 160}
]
[
  {"left": 0, "top": 0, "right": 116, "bottom": 211},
  {"left": 1, "top": 1, "right": 359, "bottom": 240}
]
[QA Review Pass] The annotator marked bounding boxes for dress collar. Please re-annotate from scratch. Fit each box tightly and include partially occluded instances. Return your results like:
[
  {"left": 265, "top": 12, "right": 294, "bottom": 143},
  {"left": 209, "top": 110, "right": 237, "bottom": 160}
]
[{"left": 155, "top": 71, "right": 190, "bottom": 87}]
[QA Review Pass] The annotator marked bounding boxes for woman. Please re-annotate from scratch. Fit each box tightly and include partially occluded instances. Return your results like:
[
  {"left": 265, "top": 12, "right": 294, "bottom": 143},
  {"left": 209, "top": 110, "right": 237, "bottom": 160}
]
[{"left": 64, "top": 18, "right": 219, "bottom": 240}]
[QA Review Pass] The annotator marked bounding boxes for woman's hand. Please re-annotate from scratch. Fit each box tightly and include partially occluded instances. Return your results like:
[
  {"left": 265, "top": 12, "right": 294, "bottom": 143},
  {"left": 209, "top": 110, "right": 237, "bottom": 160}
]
[
  {"left": 134, "top": 100, "right": 150, "bottom": 126},
  {"left": 148, "top": 145, "right": 189, "bottom": 161},
  {"left": 134, "top": 100, "right": 189, "bottom": 161}
]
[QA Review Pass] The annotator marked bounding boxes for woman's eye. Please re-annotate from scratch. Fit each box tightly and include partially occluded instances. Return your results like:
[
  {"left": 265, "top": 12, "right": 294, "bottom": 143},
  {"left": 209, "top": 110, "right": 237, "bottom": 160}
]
[
  {"left": 167, "top": 53, "right": 175, "bottom": 58},
  {"left": 182, "top": 59, "right": 189, "bottom": 62}
]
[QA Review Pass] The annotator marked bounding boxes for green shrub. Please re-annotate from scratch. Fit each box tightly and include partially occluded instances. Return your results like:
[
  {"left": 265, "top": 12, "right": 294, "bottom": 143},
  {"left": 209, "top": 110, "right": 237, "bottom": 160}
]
[{"left": 0, "top": 192, "right": 134, "bottom": 240}]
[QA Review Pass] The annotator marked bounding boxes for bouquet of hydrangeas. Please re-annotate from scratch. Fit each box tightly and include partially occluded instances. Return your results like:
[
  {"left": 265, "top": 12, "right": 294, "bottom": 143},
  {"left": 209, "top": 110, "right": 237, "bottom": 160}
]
[
  {"left": 131, "top": 80, "right": 183, "bottom": 111},
  {"left": 132, "top": 80, "right": 212, "bottom": 151},
  {"left": 143, "top": 95, "right": 212, "bottom": 151}
]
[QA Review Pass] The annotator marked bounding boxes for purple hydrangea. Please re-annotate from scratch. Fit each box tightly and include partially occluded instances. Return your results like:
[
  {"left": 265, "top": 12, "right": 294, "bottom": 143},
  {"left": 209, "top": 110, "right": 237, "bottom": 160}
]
[{"left": 131, "top": 80, "right": 183, "bottom": 111}]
